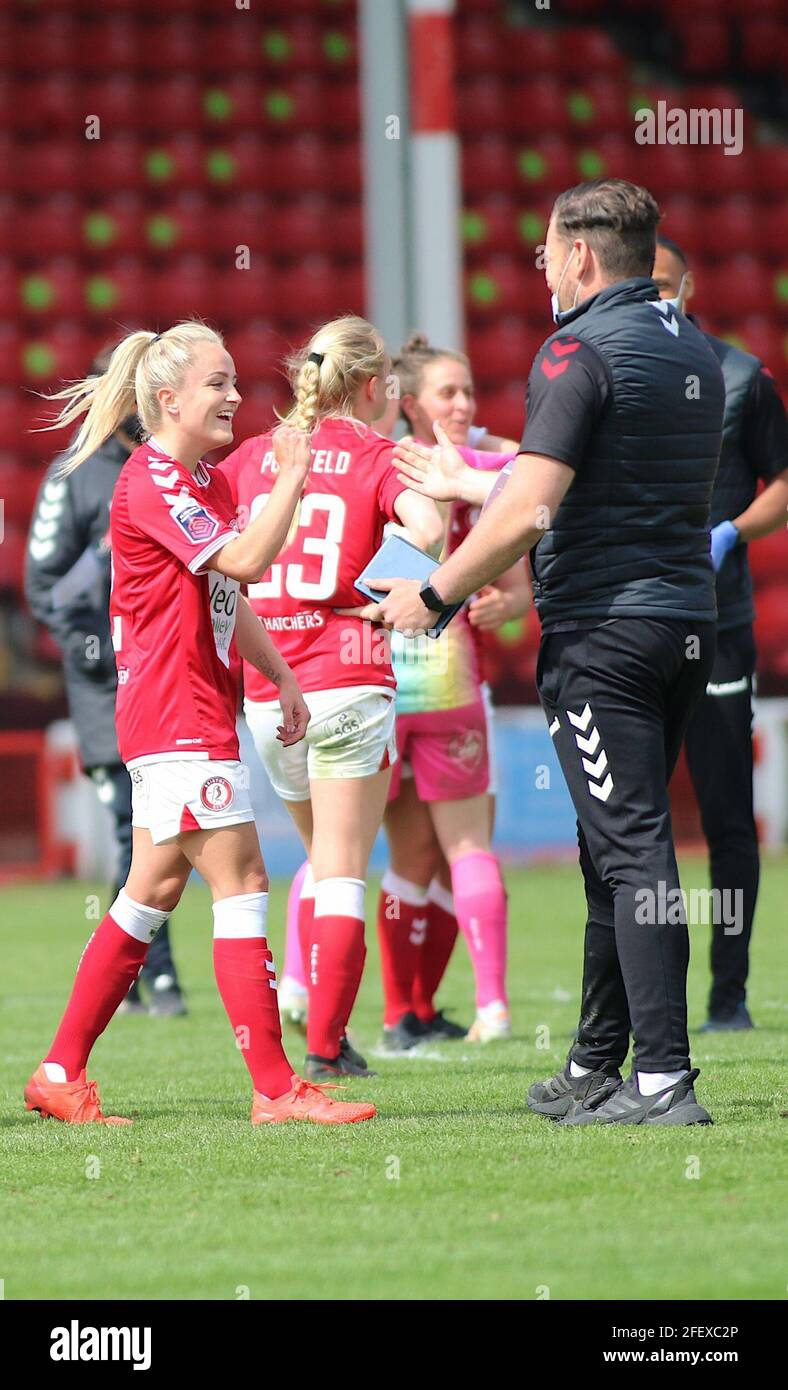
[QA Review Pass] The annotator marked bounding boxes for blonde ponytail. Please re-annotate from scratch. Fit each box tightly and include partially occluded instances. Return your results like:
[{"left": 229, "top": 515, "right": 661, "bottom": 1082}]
[
  {"left": 280, "top": 315, "right": 387, "bottom": 543},
  {"left": 41, "top": 320, "right": 225, "bottom": 475}
]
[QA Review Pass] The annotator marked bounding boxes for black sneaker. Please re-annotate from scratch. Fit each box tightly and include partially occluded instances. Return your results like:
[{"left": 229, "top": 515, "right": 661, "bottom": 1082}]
[
  {"left": 382, "top": 1011, "right": 430, "bottom": 1052},
  {"left": 339, "top": 1033, "right": 368, "bottom": 1071},
  {"left": 424, "top": 1010, "right": 467, "bottom": 1041},
  {"left": 698, "top": 1002, "right": 754, "bottom": 1033},
  {"left": 526, "top": 1062, "right": 622, "bottom": 1119},
  {"left": 304, "top": 1049, "right": 377, "bottom": 1081},
  {"left": 560, "top": 1069, "right": 713, "bottom": 1127},
  {"left": 115, "top": 980, "right": 147, "bottom": 1016},
  {"left": 147, "top": 975, "right": 187, "bottom": 1018}
]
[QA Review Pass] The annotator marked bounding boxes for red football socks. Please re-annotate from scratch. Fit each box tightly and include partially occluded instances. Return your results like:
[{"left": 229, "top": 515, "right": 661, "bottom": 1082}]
[
  {"left": 45, "top": 894, "right": 164, "bottom": 1081},
  {"left": 377, "top": 870, "right": 429, "bottom": 1026},
  {"left": 412, "top": 878, "right": 459, "bottom": 1023},
  {"left": 306, "top": 877, "right": 366, "bottom": 1060}
]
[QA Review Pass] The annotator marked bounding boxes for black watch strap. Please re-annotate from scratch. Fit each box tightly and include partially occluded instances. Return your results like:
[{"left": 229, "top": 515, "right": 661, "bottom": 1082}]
[{"left": 419, "top": 579, "right": 447, "bottom": 613}]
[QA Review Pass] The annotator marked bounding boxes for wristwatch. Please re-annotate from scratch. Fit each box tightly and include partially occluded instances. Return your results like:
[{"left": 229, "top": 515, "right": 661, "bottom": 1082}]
[{"left": 419, "top": 579, "right": 448, "bottom": 613}]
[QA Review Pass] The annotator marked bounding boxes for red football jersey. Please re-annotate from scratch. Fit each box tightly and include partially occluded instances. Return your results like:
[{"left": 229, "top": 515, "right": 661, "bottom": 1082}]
[
  {"left": 219, "top": 418, "right": 407, "bottom": 700},
  {"left": 110, "top": 439, "right": 242, "bottom": 766}
]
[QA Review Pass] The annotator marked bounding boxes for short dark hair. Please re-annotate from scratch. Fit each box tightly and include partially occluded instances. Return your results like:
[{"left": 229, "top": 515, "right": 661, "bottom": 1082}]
[
  {"left": 656, "top": 234, "right": 688, "bottom": 269},
  {"left": 552, "top": 179, "right": 661, "bottom": 279}
]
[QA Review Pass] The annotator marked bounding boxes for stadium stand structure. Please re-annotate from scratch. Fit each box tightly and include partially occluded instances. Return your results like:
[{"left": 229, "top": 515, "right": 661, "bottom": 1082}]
[{"left": 1, "top": 0, "right": 786, "bottom": 714}]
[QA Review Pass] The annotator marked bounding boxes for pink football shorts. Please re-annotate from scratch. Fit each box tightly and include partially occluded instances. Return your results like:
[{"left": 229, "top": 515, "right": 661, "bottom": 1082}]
[{"left": 387, "top": 699, "right": 489, "bottom": 803}]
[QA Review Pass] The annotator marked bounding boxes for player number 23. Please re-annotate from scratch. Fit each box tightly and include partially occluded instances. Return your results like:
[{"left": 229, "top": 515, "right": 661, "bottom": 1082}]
[{"left": 248, "top": 492, "right": 346, "bottom": 601}]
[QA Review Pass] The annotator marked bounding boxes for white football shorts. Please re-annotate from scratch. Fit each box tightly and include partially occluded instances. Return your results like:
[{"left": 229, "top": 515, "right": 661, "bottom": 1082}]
[
  {"left": 244, "top": 685, "right": 397, "bottom": 803},
  {"left": 129, "top": 758, "right": 255, "bottom": 845}
]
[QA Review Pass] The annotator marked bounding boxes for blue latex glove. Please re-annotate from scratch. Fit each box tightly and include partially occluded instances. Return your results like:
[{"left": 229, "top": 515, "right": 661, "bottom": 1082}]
[{"left": 709, "top": 520, "right": 739, "bottom": 572}]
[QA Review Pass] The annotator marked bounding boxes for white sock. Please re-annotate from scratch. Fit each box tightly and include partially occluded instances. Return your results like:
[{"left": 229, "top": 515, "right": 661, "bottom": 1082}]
[
  {"left": 43, "top": 1062, "right": 68, "bottom": 1083},
  {"left": 314, "top": 877, "right": 365, "bottom": 921},
  {"left": 427, "top": 877, "right": 455, "bottom": 916},
  {"left": 381, "top": 869, "right": 428, "bottom": 909},
  {"left": 569, "top": 1060, "right": 592, "bottom": 1077},
  {"left": 110, "top": 889, "right": 169, "bottom": 943},
  {"left": 637, "top": 1069, "right": 688, "bottom": 1096},
  {"left": 212, "top": 892, "right": 268, "bottom": 939}
]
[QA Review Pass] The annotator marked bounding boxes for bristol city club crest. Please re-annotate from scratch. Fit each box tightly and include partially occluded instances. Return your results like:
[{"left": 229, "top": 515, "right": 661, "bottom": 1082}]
[
  {"left": 170, "top": 500, "right": 220, "bottom": 544},
  {"left": 199, "top": 776, "right": 235, "bottom": 812}
]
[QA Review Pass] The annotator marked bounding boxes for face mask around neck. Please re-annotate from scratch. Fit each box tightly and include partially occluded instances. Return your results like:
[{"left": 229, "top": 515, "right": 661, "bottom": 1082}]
[{"left": 550, "top": 248, "right": 580, "bottom": 324}]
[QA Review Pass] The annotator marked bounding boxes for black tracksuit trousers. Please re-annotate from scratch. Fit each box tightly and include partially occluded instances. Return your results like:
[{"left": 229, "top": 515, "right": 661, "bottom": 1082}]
[
  {"left": 684, "top": 623, "right": 759, "bottom": 1019},
  {"left": 537, "top": 617, "right": 716, "bottom": 1074}
]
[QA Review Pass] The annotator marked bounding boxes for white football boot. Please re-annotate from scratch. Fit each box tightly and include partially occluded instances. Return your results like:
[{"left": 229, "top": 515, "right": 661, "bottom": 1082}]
[
  {"left": 278, "top": 976, "right": 308, "bottom": 1033},
  {"left": 466, "top": 1000, "right": 512, "bottom": 1042}
]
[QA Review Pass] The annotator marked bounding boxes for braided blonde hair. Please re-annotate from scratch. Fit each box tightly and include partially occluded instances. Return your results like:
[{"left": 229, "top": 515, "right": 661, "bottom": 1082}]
[
  {"left": 42, "top": 321, "right": 225, "bottom": 475},
  {"left": 279, "top": 316, "right": 387, "bottom": 541}
]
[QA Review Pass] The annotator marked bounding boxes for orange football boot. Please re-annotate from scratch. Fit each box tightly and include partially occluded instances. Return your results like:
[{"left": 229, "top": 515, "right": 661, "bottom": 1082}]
[
  {"left": 24, "top": 1065, "right": 132, "bottom": 1125},
  {"left": 251, "top": 1075, "right": 376, "bottom": 1125}
]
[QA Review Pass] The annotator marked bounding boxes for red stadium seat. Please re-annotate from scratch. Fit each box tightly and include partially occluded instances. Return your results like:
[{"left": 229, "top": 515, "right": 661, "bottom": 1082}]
[
  {"left": 23, "top": 198, "right": 82, "bottom": 259},
  {"left": 634, "top": 144, "right": 697, "bottom": 197},
  {"left": 81, "top": 137, "right": 144, "bottom": 195},
  {"left": 754, "top": 146, "right": 788, "bottom": 198},
  {"left": 457, "top": 17, "right": 508, "bottom": 74},
  {"left": 761, "top": 203, "right": 788, "bottom": 260},
  {"left": 508, "top": 78, "right": 570, "bottom": 139},
  {"left": 0, "top": 524, "right": 26, "bottom": 597},
  {"left": 458, "top": 79, "right": 510, "bottom": 136},
  {"left": 14, "top": 14, "right": 77, "bottom": 71},
  {"left": 228, "top": 322, "right": 284, "bottom": 386},
  {"left": 499, "top": 26, "right": 561, "bottom": 79},
  {"left": 0, "top": 259, "right": 15, "bottom": 319},
  {"left": 658, "top": 198, "right": 707, "bottom": 260},
  {"left": 705, "top": 257, "right": 775, "bottom": 318},
  {"left": 14, "top": 141, "right": 81, "bottom": 196},
  {"left": 143, "top": 195, "right": 211, "bottom": 258},
  {"left": 83, "top": 260, "right": 151, "bottom": 321},
  {"left": 742, "top": 19, "right": 786, "bottom": 72},
  {"left": 138, "top": 76, "right": 203, "bottom": 136},
  {"left": 467, "top": 320, "right": 544, "bottom": 384},
  {"left": 259, "top": 20, "right": 324, "bottom": 74},
  {"left": 202, "top": 136, "right": 266, "bottom": 194},
  {"left": 276, "top": 257, "right": 362, "bottom": 323},
  {"left": 749, "top": 530, "right": 788, "bottom": 586},
  {"left": 18, "top": 261, "right": 83, "bottom": 320},
  {"left": 137, "top": 20, "right": 200, "bottom": 74},
  {"left": 0, "top": 328, "right": 23, "bottom": 387},
  {"left": 15, "top": 77, "right": 80, "bottom": 134},
  {"left": 738, "top": 320, "right": 785, "bottom": 371},
  {"left": 474, "top": 381, "right": 527, "bottom": 444},
  {"left": 150, "top": 258, "right": 219, "bottom": 324},
  {"left": 0, "top": 457, "right": 40, "bottom": 526},
  {"left": 563, "top": 77, "right": 633, "bottom": 136},
  {"left": 200, "top": 78, "right": 262, "bottom": 132},
  {"left": 81, "top": 196, "right": 146, "bottom": 257},
  {"left": 77, "top": 16, "right": 141, "bottom": 73},
  {"left": 699, "top": 198, "right": 758, "bottom": 258},
  {"left": 671, "top": 18, "right": 731, "bottom": 75},
  {"left": 558, "top": 26, "right": 628, "bottom": 79},
  {"left": 78, "top": 75, "right": 138, "bottom": 130},
  {"left": 215, "top": 264, "right": 279, "bottom": 323},
  {"left": 466, "top": 257, "right": 529, "bottom": 319},
  {"left": 691, "top": 144, "right": 756, "bottom": 199},
  {"left": 463, "top": 138, "right": 518, "bottom": 197},
  {"left": 210, "top": 196, "right": 274, "bottom": 261},
  {"left": 516, "top": 138, "right": 576, "bottom": 194},
  {"left": 462, "top": 200, "right": 534, "bottom": 259}
]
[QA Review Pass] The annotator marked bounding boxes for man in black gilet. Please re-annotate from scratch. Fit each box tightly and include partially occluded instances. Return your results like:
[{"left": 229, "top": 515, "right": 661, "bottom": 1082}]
[
  {"left": 379, "top": 180, "right": 725, "bottom": 1125},
  {"left": 653, "top": 236, "right": 788, "bottom": 1031}
]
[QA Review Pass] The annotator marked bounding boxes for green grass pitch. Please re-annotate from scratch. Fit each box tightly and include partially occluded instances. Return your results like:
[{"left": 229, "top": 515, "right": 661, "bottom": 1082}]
[{"left": 1, "top": 856, "right": 785, "bottom": 1301}]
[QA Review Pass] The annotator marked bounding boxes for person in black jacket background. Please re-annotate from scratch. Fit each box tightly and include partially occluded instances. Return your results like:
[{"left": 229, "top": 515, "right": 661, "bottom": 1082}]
[
  {"left": 653, "top": 236, "right": 788, "bottom": 1031},
  {"left": 25, "top": 346, "right": 186, "bottom": 1017}
]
